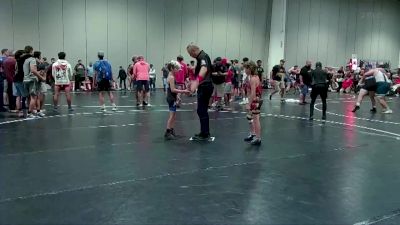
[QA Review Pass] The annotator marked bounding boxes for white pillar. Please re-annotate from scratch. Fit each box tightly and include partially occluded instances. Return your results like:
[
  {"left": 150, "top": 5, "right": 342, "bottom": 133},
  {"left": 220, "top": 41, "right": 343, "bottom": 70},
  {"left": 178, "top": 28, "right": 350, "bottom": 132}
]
[{"left": 267, "top": 0, "right": 286, "bottom": 73}]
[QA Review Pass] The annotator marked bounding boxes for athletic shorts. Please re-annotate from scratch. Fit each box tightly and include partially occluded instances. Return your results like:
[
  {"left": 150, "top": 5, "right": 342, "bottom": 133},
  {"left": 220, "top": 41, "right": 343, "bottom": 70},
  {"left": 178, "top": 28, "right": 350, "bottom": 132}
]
[
  {"left": 213, "top": 83, "right": 225, "bottom": 97},
  {"left": 55, "top": 84, "right": 71, "bottom": 91},
  {"left": 168, "top": 101, "right": 177, "bottom": 112},
  {"left": 250, "top": 99, "right": 263, "bottom": 114},
  {"left": 24, "top": 80, "right": 40, "bottom": 96},
  {"left": 376, "top": 82, "right": 390, "bottom": 96},
  {"left": 39, "top": 82, "right": 48, "bottom": 94},
  {"left": 224, "top": 82, "right": 232, "bottom": 94},
  {"left": 98, "top": 79, "right": 111, "bottom": 92},
  {"left": 136, "top": 80, "right": 150, "bottom": 92},
  {"left": 300, "top": 84, "right": 309, "bottom": 96},
  {"left": 13, "top": 82, "right": 28, "bottom": 97}
]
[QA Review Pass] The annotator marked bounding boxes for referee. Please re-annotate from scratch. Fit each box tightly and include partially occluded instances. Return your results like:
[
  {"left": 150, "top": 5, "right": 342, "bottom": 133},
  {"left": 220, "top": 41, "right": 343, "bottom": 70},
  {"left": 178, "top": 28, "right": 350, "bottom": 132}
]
[
  {"left": 309, "top": 62, "right": 330, "bottom": 121},
  {"left": 187, "top": 43, "right": 214, "bottom": 141}
]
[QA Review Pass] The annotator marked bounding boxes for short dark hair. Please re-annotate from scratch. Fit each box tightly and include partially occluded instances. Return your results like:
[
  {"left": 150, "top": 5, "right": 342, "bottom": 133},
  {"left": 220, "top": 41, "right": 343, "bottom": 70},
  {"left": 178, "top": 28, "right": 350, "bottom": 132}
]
[
  {"left": 43, "top": 57, "right": 47, "bottom": 61},
  {"left": 316, "top": 62, "right": 322, "bottom": 68},
  {"left": 58, "top": 52, "right": 66, "bottom": 60},
  {"left": 190, "top": 60, "right": 195, "bottom": 64},
  {"left": 256, "top": 60, "right": 262, "bottom": 63},
  {"left": 33, "top": 51, "right": 41, "bottom": 59},
  {"left": 1, "top": 49, "right": 8, "bottom": 54},
  {"left": 177, "top": 55, "right": 184, "bottom": 61},
  {"left": 15, "top": 50, "right": 24, "bottom": 60},
  {"left": 150, "top": 64, "right": 153, "bottom": 67},
  {"left": 98, "top": 55, "right": 104, "bottom": 60},
  {"left": 243, "top": 57, "right": 249, "bottom": 62},
  {"left": 234, "top": 59, "right": 239, "bottom": 64},
  {"left": 24, "top": 46, "right": 33, "bottom": 54}
]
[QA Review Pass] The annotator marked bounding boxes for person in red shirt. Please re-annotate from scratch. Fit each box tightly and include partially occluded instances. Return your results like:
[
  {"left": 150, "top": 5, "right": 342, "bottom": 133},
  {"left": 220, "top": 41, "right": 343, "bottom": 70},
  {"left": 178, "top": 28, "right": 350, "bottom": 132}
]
[
  {"left": 3, "top": 51, "right": 17, "bottom": 111},
  {"left": 224, "top": 61, "right": 234, "bottom": 107},
  {"left": 133, "top": 56, "right": 150, "bottom": 107},
  {"left": 175, "top": 55, "right": 188, "bottom": 106}
]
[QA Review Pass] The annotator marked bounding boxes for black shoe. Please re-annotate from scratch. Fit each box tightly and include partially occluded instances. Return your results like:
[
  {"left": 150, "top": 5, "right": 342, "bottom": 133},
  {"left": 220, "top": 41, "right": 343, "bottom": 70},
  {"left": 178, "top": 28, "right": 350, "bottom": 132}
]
[
  {"left": 192, "top": 133, "right": 210, "bottom": 141},
  {"left": 244, "top": 134, "right": 255, "bottom": 142},
  {"left": 170, "top": 128, "right": 176, "bottom": 137},
  {"left": 322, "top": 115, "right": 326, "bottom": 120},
  {"left": 269, "top": 95, "right": 272, "bottom": 100},
  {"left": 250, "top": 138, "right": 262, "bottom": 146},
  {"left": 0, "top": 107, "right": 8, "bottom": 112},
  {"left": 164, "top": 129, "right": 174, "bottom": 140},
  {"left": 370, "top": 107, "right": 377, "bottom": 113},
  {"left": 309, "top": 117, "right": 314, "bottom": 121},
  {"left": 352, "top": 105, "right": 360, "bottom": 112},
  {"left": 143, "top": 101, "right": 148, "bottom": 106}
]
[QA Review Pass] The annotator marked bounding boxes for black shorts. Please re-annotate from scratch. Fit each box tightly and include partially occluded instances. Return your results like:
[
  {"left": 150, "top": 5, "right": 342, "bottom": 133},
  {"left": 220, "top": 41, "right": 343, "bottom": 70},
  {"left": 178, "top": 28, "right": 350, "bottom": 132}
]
[
  {"left": 98, "top": 79, "right": 111, "bottom": 91},
  {"left": 136, "top": 80, "right": 150, "bottom": 92}
]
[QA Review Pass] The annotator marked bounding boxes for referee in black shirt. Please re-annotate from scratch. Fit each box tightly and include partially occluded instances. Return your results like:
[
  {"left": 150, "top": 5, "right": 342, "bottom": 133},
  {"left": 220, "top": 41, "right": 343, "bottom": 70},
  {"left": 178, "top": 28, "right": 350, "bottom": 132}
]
[
  {"left": 187, "top": 43, "right": 214, "bottom": 141},
  {"left": 309, "top": 62, "right": 330, "bottom": 121}
]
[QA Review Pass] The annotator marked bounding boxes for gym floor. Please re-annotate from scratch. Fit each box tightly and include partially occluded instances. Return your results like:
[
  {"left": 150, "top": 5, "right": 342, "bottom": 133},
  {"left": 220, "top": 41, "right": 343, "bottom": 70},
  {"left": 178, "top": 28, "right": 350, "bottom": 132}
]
[{"left": 1, "top": 90, "right": 400, "bottom": 225}]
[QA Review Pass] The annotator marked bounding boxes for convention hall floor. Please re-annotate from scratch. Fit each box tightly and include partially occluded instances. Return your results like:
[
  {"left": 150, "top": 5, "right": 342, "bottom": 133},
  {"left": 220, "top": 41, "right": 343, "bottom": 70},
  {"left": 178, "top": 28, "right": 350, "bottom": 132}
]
[{"left": 1, "top": 90, "right": 400, "bottom": 225}]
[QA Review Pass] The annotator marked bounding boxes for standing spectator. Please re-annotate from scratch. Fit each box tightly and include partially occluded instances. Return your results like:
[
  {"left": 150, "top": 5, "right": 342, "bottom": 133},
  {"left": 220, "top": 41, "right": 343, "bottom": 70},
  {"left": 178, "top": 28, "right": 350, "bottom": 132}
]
[
  {"left": 34, "top": 51, "right": 47, "bottom": 116},
  {"left": 161, "top": 63, "right": 169, "bottom": 93},
  {"left": 4, "top": 50, "right": 17, "bottom": 111},
  {"left": 118, "top": 66, "right": 127, "bottom": 90},
  {"left": 86, "top": 62, "right": 95, "bottom": 90},
  {"left": 74, "top": 59, "right": 85, "bottom": 91},
  {"left": 133, "top": 56, "right": 150, "bottom": 107},
  {"left": 0, "top": 49, "right": 9, "bottom": 112},
  {"left": 52, "top": 52, "right": 74, "bottom": 111},
  {"left": 149, "top": 64, "right": 156, "bottom": 91},
  {"left": 299, "top": 60, "right": 312, "bottom": 105},
  {"left": 93, "top": 51, "right": 117, "bottom": 111},
  {"left": 23, "top": 46, "right": 45, "bottom": 118},
  {"left": 14, "top": 48, "right": 30, "bottom": 117},
  {"left": 256, "top": 60, "right": 264, "bottom": 80}
]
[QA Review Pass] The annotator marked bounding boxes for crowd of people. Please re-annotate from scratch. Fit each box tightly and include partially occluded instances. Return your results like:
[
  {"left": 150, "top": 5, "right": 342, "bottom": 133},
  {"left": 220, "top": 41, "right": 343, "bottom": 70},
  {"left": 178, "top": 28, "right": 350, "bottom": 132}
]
[{"left": 0, "top": 42, "right": 399, "bottom": 145}]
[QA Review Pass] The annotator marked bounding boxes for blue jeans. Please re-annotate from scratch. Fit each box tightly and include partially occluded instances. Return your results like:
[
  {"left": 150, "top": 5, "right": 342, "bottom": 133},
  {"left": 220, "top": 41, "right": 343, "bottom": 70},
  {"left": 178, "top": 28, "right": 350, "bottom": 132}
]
[{"left": 197, "top": 83, "right": 214, "bottom": 135}]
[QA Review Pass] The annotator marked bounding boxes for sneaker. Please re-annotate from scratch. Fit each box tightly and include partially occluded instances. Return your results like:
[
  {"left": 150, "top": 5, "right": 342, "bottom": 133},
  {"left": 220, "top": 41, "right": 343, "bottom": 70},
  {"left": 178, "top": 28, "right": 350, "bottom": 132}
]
[
  {"left": 100, "top": 107, "right": 106, "bottom": 112},
  {"left": 68, "top": 107, "right": 74, "bottom": 112},
  {"left": 112, "top": 106, "right": 117, "bottom": 111},
  {"left": 309, "top": 117, "right": 314, "bottom": 121},
  {"left": 322, "top": 115, "right": 326, "bottom": 120},
  {"left": 192, "top": 133, "right": 211, "bottom": 141},
  {"left": 352, "top": 105, "right": 360, "bottom": 112},
  {"left": 143, "top": 101, "right": 148, "bottom": 106},
  {"left": 37, "top": 112, "right": 46, "bottom": 117},
  {"left": 53, "top": 106, "right": 59, "bottom": 111},
  {"left": 26, "top": 113, "right": 38, "bottom": 119},
  {"left": 382, "top": 109, "right": 393, "bottom": 114},
  {"left": 164, "top": 130, "right": 174, "bottom": 140},
  {"left": 244, "top": 134, "right": 255, "bottom": 142},
  {"left": 370, "top": 107, "right": 377, "bottom": 113},
  {"left": 250, "top": 138, "right": 262, "bottom": 146},
  {"left": 281, "top": 99, "right": 286, "bottom": 103},
  {"left": 138, "top": 104, "right": 143, "bottom": 107},
  {"left": 269, "top": 95, "right": 272, "bottom": 100}
]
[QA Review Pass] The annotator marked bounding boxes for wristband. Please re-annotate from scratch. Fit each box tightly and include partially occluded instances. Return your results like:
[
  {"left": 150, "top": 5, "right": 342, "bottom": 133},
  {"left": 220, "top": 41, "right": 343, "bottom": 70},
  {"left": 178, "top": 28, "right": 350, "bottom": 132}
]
[{"left": 198, "top": 76, "right": 204, "bottom": 83}]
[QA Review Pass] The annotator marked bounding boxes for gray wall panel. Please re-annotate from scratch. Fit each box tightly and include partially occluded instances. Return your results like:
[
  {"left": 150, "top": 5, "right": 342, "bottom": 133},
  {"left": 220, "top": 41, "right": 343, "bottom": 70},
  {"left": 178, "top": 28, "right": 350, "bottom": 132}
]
[
  {"left": 180, "top": 0, "right": 198, "bottom": 61},
  {"left": 108, "top": 0, "right": 128, "bottom": 77},
  {"left": 164, "top": 0, "right": 182, "bottom": 61},
  {"left": 38, "top": 0, "right": 63, "bottom": 60},
  {"left": 296, "top": 0, "right": 310, "bottom": 66},
  {"left": 225, "top": 0, "right": 242, "bottom": 60},
  {"left": 127, "top": 0, "right": 147, "bottom": 59},
  {"left": 146, "top": 0, "right": 164, "bottom": 87},
  {"left": 13, "top": 0, "right": 40, "bottom": 50},
  {"left": 252, "top": 0, "right": 269, "bottom": 62},
  {"left": 63, "top": 0, "right": 86, "bottom": 65},
  {"left": 1, "top": 0, "right": 273, "bottom": 79},
  {"left": 86, "top": 0, "right": 108, "bottom": 65},
  {"left": 286, "top": 0, "right": 400, "bottom": 68},
  {"left": 197, "top": 0, "right": 213, "bottom": 58},
  {"left": 0, "top": 0, "right": 14, "bottom": 49},
  {"left": 284, "top": 0, "right": 299, "bottom": 67},
  {"left": 211, "top": 0, "right": 228, "bottom": 59},
  {"left": 238, "top": 0, "right": 255, "bottom": 59}
]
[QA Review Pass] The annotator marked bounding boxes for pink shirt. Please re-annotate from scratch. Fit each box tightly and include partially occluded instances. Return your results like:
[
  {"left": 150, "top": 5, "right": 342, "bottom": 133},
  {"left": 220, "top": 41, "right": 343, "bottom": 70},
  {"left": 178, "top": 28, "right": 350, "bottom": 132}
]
[
  {"left": 225, "top": 69, "right": 233, "bottom": 83},
  {"left": 134, "top": 61, "right": 150, "bottom": 81},
  {"left": 174, "top": 61, "right": 187, "bottom": 84}
]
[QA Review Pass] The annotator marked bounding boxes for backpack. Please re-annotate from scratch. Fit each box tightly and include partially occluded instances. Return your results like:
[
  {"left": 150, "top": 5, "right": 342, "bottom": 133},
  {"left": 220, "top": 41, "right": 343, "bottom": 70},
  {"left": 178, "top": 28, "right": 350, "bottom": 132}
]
[{"left": 97, "top": 60, "right": 112, "bottom": 80}]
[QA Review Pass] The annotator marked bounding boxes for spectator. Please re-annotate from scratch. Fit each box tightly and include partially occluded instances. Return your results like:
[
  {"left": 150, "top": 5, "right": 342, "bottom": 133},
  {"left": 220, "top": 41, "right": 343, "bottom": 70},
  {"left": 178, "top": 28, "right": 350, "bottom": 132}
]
[
  {"left": 149, "top": 64, "right": 156, "bottom": 91},
  {"left": 118, "top": 66, "right": 127, "bottom": 90},
  {"left": 74, "top": 59, "right": 86, "bottom": 91},
  {"left": 4, "top": 50, "right": 17, "bottom": 111}
]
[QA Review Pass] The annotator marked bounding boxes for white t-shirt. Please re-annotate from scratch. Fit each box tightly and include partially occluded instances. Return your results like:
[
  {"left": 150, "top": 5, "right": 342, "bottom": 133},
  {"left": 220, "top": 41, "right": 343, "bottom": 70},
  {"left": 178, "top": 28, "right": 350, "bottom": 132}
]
[
  {"left": 149, "top": 68, "right": 156, "bottom": 79},
  {"left": 374, "top": 70, "right": 390, "bottom": 83}
]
